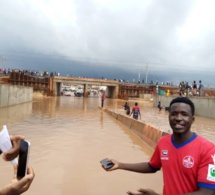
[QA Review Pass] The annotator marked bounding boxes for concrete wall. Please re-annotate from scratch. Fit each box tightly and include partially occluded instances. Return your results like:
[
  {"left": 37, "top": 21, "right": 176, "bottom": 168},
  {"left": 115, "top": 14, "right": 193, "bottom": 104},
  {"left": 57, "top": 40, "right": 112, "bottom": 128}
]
[
  {"left": 153, "top": 95, "right": 215, "bottom": 119},
  {"left": 105, "top": 109, "right": 168, "bottom": 149},
  {"left": 0, "top": 84, "right": 33, "bottom": 107},
  {"left": 140, "top": 94, "right": 153, "bottom": 100}
]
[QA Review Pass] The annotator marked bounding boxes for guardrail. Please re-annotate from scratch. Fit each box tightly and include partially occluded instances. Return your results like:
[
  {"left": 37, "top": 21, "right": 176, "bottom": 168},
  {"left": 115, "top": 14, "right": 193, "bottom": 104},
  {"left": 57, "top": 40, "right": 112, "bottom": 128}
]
[{"left": 104, "top": 109, "right": 169, "bottom": 149}]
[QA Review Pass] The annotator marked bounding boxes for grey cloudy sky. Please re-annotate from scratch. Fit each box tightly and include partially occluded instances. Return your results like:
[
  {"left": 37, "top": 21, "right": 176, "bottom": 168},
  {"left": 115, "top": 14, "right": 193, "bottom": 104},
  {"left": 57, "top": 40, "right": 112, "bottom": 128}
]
[{"left": 0, "top": 0, "right": 215, "bottom": 86}]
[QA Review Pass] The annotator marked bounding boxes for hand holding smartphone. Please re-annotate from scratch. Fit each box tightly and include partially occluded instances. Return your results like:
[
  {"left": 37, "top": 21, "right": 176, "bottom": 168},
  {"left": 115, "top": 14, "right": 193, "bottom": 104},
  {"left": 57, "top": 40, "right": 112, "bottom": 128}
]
[
  {"left": 17, "top": 140, "right": 30, "bottom": 179},
  {"left": 0, "top": 125, "right": 18, "bottom": 164},
  {"left": 100, "top": 158, "right": 114, "bottom": 170}
]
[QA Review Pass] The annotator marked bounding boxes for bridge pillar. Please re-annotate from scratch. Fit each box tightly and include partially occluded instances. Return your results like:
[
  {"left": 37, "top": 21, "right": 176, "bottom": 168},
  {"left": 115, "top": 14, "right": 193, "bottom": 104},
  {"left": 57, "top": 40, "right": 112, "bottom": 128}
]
[
  {"left": 57, "top": 82, "right": 61, "bottom": 96},
  {"left": 83, "top": 84, "right": 88, "bottom": 97},
  {"left": 53, "top": 82, "right": 61, "bottom": 96},
  {"left": 115, "top": 85, "right": 119, "bottom": 98},
  {"left": 53, "top": 82, "right": 57, "bottom": 96}
]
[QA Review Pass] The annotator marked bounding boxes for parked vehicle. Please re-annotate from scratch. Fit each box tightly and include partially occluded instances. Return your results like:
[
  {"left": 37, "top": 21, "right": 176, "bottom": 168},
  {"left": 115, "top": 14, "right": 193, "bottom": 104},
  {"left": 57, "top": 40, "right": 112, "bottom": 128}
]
[
  {"left": 74, "top": 89, "right": 83, "bottom": 97},
  {"left": 64, "top": 90, "right": 72, "bottom": 96},
  {"left": 61, "top": 88, "right": 72, "bottom": 96}
]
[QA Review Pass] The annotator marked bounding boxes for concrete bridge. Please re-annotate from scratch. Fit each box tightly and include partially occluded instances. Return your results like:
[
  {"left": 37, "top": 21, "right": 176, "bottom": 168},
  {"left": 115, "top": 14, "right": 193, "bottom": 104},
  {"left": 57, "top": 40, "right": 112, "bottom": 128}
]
[
  {"left": 52, "top": 76, "right": 119, "bottom": 98},
  {"left": 52, "top": 76, "right": 180, "bottom": 98},
  {"left": 7, "top": 72, "right": 180, "bottom": 99}
]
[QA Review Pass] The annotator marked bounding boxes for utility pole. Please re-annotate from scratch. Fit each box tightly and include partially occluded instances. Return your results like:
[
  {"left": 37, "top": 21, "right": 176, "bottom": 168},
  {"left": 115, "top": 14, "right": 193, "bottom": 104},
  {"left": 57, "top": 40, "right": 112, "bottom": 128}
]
[{"left": 145, "top": 63, "right": 148, "bottom": 84}]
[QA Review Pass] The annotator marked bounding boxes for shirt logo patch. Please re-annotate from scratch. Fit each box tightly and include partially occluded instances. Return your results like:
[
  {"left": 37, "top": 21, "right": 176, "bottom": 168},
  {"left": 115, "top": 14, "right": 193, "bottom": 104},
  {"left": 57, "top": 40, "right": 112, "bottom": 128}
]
[
  {"left": 207, "top": 164, "right": 215, "bottom": 182},
  {"left": 161, "top": 150, "right": 169, "bottom": 160},
  {"left": 207, "top": 154, "right": 215, "bottom": 182},
  {"left": 183, "top": 156, "right": 194, "bottom": 168},
  {"left": 162, "top": 150, "right": 168, "bottom": 156}
]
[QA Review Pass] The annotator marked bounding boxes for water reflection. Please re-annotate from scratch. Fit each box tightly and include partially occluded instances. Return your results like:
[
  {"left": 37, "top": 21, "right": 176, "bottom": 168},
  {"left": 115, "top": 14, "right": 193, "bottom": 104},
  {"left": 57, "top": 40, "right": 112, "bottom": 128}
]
[
  {"left": 0, "top": 102, "right": 32, "bottom": 129},
  {"left": 100, "top": 111, "right": 103, "bottom": 128}
]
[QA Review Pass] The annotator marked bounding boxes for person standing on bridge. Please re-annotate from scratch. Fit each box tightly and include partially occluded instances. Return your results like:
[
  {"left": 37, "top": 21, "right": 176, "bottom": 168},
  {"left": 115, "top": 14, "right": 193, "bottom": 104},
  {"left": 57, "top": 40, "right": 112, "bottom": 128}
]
[
  {"left": 129, "top": 102, "right": 141, "bottom": 120},
  {"left": 101, "top": 91, "right": 105, "bottom": 108}
]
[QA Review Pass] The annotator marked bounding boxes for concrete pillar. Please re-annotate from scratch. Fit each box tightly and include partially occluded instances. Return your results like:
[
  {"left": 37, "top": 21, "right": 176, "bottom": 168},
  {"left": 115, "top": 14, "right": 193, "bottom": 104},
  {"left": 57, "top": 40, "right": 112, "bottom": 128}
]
[
  {"left": 56, "top": 82, "right": 61, "bottom": 96},
  {"left": 105, "top": 87, "right": 110, "bottom": 98},
  {"left": 49, "top": 77, "right": 53, "bottom": 95},
  {"left": 114, "top": 85, "right": 119, "bottom": 98},
  {"left": 84, "top": 84, "right": 88, "bottom": 97},
  {"left": 53, "top": 82, "right": 62, "bottom": 96},
  {"left": 53, "top": 82, "right": 58, "bottom": 96}
]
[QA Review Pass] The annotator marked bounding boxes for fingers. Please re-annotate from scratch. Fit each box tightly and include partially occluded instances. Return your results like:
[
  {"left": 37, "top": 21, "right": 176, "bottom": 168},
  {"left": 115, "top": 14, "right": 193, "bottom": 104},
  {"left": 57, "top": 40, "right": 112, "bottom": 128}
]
[
  {"left": 16, "top": 167, "right": 35, "bottom": 194},
  {"left": 10, "top": 135, "right": 25, "bottom": 141},
  {"left": 3, "top": 135, "right": 25, "bottom": 161},
  {"left": 138, "top": 188, "right": 147, "bottom": 193},
  {"left": 3, "top": 146, "right": 19, "bottom": 161},
  {"left": 105, "top": 159, "right": 117, "bottom": 171},
  {"left": 16, "top": 175, "right": 34, "bottom": 193},
  {"left": 3, "top": 166, "right": 35, "bottom": 195},
  {"left": 27, "top": 166, "right": 35, "bottom": 182},
  {"left": 127, "top": 192, "right": 134, "bottom": 195}
]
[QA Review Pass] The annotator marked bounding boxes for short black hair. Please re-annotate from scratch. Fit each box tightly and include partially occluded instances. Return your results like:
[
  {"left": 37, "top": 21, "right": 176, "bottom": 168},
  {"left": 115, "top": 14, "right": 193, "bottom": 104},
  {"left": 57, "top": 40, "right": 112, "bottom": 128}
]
[
  {"left": 135, "top": 102, "right": 138, "bottom": 106},
  {"left": 169, "top": 97, "right": 195, "bottom": 116}
]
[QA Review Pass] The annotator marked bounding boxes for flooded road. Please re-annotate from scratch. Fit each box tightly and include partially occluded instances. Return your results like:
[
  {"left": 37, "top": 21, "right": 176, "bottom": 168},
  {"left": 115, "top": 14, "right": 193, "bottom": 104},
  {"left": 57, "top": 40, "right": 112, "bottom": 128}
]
[
  {"left": 0, "top": 95, "right": 214, "bottom": 195},
  {"left": 113, "top": 99, "right": 215, "bottom": 143}
]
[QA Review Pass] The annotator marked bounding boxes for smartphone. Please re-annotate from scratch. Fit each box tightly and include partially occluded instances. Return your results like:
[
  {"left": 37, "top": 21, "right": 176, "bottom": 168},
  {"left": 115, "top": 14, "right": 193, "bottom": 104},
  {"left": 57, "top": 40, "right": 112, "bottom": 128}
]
[
  {"left": 17, "top": 140, "right": 30, "bottom": 179},
  {"left": 100, "top": 158, "right": 114, "bottom": 169}
]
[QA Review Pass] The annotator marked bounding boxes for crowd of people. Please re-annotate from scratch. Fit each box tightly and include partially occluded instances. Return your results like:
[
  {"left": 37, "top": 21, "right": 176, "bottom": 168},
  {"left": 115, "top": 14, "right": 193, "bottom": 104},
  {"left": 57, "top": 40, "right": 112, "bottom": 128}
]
[
  {"left": 179, "top": 80, "right": 204, "bottom": 97},
  {"left": 0, "top": 68, "right": 61, "bottom": 77}
]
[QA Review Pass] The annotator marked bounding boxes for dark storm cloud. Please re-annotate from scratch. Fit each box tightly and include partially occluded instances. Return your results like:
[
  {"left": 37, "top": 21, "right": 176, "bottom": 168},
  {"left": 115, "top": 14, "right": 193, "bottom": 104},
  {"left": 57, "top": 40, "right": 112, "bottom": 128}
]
[{"left": 0, "top": 0, "right": 215, "bottom": 86}]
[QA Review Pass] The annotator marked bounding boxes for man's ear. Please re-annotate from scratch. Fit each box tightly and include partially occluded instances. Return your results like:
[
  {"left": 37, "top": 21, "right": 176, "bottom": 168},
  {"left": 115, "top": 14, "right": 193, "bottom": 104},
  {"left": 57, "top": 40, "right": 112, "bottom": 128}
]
[{"left": 192, "top": 116, "right": 195, "bottom": 124}]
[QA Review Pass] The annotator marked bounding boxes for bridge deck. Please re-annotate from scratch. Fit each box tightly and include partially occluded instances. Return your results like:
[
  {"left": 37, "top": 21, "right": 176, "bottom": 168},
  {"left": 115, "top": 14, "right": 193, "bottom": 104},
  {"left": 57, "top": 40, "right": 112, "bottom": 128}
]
[{"left": 1, "top": 72, "right": 199, "bottom": 98}]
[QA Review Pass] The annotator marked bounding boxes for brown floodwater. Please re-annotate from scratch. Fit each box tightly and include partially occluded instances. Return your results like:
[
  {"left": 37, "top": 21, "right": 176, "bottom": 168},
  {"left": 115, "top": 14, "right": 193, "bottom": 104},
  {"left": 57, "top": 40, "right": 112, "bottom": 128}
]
[{"left": 0, "top": 94, "right": 214, "bottom": 195}]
